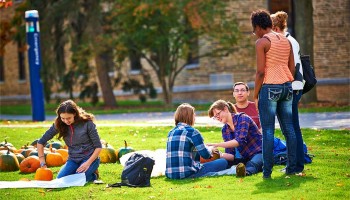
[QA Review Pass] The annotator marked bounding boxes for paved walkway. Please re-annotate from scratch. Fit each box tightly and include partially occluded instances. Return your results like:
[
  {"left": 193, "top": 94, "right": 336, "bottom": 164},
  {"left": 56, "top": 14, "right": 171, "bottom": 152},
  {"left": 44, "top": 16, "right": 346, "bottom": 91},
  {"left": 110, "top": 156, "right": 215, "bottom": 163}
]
[{"left": 0, "top": 112, "right": 349, "bottom": 129}]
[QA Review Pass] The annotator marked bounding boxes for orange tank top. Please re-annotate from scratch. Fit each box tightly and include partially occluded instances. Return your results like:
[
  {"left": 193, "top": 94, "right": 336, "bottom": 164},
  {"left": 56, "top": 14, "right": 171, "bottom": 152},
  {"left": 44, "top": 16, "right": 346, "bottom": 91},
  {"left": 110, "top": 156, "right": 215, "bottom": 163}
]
[{"left": 263, "top": 32, "right": 294, "bottom": 84}]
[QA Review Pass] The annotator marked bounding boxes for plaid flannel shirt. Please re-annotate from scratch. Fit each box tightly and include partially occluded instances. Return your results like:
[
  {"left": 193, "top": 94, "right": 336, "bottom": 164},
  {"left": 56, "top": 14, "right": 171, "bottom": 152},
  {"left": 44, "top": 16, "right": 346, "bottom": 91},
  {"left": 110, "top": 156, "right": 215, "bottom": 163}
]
[{"left": 165, "top": 122, "right": 211, "bottom": 179}]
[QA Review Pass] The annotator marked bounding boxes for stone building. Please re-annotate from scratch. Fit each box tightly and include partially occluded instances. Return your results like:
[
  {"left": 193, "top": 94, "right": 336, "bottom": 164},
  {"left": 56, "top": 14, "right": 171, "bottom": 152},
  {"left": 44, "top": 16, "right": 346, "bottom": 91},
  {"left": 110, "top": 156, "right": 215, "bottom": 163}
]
[{"left": 1, "top": 0, "right": 349, "bottom": 105}]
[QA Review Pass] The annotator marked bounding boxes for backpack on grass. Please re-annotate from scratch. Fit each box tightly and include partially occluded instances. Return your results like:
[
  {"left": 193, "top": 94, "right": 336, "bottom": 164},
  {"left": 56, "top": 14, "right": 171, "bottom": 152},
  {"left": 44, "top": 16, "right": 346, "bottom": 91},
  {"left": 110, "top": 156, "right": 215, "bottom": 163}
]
[
  {"left": 300, "top": 55, "right": 317, "bottom": 94},
  {"left": 107, "top": 153, "right": 155, "bottom": 188},
  {"left": 273, "top": 137, "right": 314, "bottom": 165}
]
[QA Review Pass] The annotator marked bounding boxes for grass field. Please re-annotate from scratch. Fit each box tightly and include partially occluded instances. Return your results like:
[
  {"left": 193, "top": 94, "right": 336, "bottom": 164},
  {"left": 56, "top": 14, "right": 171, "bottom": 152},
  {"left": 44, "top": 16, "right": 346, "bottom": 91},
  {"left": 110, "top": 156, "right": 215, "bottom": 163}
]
[{"left": 0, "top": 124, "right": 349, "bottom": 200}]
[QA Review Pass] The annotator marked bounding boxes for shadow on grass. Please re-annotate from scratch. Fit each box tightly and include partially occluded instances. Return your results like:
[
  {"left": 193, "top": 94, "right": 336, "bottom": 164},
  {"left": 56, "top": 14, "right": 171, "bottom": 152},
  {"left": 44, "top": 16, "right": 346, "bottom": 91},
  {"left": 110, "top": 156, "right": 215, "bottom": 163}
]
[
  {"left": 252, "top": 174, "right": 316, "bottom": 195},
  {"left": 163, "top": 176, "right": 203, "bottom": 185}
]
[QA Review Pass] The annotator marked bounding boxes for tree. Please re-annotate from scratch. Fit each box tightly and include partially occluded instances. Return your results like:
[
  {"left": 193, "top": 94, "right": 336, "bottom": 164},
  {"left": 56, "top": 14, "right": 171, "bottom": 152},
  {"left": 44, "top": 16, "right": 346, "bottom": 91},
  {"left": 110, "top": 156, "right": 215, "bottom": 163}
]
[
  {"left": 109, "top": 0, "right": 241, "bottom": 105},
  {"left": 294, "top": 0, "right": 317, "bottom": 103}
]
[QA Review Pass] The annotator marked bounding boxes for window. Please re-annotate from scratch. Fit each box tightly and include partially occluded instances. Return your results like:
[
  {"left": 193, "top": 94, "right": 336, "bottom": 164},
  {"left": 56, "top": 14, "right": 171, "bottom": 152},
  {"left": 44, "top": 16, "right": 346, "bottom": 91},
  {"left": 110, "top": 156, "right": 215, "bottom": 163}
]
[
  {"left": 18, "top": 42, "right": 26, "bottom": 81},
  {"left": 269, "top": 0, "right": 295, "bottom": 36},
  {"left": 129, "top": 50, "right": 142, "bottom": 72},
  {"left": 185, "top": 37, "right": 199, "bottom": 69}
]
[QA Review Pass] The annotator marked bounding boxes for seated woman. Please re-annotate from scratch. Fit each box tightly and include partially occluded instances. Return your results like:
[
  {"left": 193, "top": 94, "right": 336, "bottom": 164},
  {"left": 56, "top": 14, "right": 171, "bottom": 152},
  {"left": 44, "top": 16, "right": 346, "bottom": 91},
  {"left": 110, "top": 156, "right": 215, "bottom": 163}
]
[
  {"left": 207, "top": 100, "right": 263, "bottom": 176},
  {"left": 165, "top": 103, "right": 228, "bottom": 179}
]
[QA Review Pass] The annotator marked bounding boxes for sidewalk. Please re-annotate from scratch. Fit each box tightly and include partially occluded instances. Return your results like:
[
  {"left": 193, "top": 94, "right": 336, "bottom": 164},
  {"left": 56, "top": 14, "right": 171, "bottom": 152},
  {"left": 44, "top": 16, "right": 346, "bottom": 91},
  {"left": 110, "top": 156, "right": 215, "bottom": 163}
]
[{"left": 0, "top": 112, "right": 349, "bottom": 129}]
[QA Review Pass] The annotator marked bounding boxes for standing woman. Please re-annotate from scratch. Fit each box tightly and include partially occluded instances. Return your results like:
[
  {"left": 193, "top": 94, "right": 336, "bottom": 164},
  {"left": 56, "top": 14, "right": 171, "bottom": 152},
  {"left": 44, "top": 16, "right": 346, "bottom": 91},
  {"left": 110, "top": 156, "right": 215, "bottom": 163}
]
[
  {"left": 37, "top": 100, "right": 102, "bottom": 182},
  {"left": 271, "top": 11, "right": 305, "bottom": 173},
  {"left": 250, "top": 9, "right": 297, "bottom": 178}
]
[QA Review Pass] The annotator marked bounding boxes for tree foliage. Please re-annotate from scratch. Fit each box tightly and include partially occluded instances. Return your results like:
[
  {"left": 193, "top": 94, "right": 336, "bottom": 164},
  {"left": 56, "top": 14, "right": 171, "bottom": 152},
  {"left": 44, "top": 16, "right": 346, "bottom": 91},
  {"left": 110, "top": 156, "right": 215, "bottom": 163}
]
[{"left": 108, "top": 0, "right": 241, "bottom": 104}]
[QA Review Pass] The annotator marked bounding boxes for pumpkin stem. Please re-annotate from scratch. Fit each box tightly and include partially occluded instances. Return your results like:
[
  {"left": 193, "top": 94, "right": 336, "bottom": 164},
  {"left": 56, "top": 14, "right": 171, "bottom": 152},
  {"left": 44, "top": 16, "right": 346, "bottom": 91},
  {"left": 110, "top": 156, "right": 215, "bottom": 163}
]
[
  {"left": 124, "top": 140, "right": 127, "bottom": 148},
  {"left": 6, "top": 146, "right": 10, "bottom": 154}
]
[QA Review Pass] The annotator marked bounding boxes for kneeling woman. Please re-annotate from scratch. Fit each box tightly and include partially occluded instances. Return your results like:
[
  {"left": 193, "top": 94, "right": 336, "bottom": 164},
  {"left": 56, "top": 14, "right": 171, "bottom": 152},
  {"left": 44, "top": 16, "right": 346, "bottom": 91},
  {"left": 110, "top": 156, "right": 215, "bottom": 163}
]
[
  {"left": 37, "top": 100, "right": 102, "bottom": 182},
  {"left": 166, "top": 103, "right": 228, "bottom": 179},
  {"left": 208, "top": 100, "right": 263, "bottom": 176}
]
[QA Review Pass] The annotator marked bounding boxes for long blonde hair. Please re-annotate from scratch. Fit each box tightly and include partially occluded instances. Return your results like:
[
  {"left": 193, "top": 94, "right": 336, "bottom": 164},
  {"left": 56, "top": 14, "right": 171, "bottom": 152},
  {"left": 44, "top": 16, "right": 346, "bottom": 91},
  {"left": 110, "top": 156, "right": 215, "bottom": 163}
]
[
  {"left": 208, "top": 99, "right": 237, "bottom": 118},
  {"left": 174, "top": 103, "right": 195, "bottom": 126}
]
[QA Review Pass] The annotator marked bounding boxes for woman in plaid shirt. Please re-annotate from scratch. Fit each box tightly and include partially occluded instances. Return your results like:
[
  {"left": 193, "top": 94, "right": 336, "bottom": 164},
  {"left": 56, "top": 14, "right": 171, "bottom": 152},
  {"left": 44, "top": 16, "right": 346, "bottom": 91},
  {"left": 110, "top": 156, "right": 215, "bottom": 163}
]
[
  {"left": 208, "top": 100, "right": 263, "bottom": 176},
  {"left": 165, "top": 103, "right": 228, "bottom": 179}
]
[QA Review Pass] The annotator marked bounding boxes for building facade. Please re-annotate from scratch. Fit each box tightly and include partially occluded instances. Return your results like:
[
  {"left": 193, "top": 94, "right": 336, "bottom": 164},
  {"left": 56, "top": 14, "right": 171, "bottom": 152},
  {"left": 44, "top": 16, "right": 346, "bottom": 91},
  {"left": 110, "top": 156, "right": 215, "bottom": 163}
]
[{"left": 1, "top": 0, "right": 349, "bottom": 105}]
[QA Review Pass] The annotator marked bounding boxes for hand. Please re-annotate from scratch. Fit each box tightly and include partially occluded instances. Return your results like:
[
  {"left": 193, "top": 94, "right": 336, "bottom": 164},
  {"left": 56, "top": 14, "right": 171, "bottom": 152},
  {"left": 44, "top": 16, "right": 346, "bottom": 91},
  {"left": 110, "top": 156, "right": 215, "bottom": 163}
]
[
  {"left": 212, "top": 147, "right": 220, "bottom": 154},
  {"left": 206, "top": 143, "right": 217, "bottom": 147},
  {"left": 76, "top": 162, "right": 90, "bottom": 173}
]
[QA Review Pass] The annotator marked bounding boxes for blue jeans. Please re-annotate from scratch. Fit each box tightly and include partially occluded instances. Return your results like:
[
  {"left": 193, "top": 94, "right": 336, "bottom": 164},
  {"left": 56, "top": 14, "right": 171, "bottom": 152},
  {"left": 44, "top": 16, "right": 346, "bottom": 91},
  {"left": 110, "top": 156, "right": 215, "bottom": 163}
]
[
  {"left": 292, "top": 90, "right": 305, "bottom": 172},
  {"left": 190, "top": 158, "right": 228, "bottom": 178},
  {"left": 278, "top": 90, "right": 304, "bottom": 172},
  {"left": 245, "top": 153, "right": 263, "bottom": 175},
  {"left": 258, "top": 83, "right": 297, "bottom": 178},
  {"left": 57, "top": 157, "right": 100, "bottom": 182}
]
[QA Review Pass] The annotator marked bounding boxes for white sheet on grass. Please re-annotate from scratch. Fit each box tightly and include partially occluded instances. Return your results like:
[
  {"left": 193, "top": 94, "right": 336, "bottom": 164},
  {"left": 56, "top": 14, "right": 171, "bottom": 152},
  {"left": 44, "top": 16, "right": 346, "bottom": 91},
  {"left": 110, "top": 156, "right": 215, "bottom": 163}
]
[{"left": 0, "top": 173, "right": 86, "bottom": 189}]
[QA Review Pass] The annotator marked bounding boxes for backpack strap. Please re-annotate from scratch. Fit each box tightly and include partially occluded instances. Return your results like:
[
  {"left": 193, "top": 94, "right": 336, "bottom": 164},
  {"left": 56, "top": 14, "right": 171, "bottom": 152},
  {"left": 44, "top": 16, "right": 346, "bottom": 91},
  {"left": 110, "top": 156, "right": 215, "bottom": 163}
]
[{"left": 107, "top": 182, "right": 148, "bottom": 188}]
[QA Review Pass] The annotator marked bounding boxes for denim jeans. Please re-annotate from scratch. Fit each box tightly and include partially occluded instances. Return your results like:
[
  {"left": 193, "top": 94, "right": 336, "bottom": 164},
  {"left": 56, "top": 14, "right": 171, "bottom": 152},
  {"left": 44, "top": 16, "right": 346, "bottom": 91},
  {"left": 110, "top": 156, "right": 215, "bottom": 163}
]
[
  {"left": 189, "top": 158, "right": 228, "bottom": 178},
  {"left": 57, "top": 157, "right": 100, "bottom": 182},
  {"left": 245, "top": 153, "right": 263, "bottom": 175},
  {"left": 292, "top": 90, "right": 305, "bottom": 172},
  {"left": 202, "top": 153, "right": 262, "bottom": 176},
  {"left": 258, "top": 83, "right": 297, "bottom": 178}
]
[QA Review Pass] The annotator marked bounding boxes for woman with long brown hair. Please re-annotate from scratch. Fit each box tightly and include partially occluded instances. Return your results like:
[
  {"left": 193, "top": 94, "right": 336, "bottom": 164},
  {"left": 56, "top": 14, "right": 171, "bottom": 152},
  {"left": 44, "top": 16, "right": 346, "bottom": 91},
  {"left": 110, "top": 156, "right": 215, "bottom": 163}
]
[{"left": 37, "top": 100, "right": 102, "bottom": 182}]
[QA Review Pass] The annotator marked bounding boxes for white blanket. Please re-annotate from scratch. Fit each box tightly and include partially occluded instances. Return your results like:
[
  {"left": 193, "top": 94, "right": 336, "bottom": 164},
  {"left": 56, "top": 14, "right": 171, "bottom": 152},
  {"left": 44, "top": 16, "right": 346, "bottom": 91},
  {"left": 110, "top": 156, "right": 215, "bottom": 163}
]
[{"left": 0, "top": 173, "right": 86, "bottom": 189}]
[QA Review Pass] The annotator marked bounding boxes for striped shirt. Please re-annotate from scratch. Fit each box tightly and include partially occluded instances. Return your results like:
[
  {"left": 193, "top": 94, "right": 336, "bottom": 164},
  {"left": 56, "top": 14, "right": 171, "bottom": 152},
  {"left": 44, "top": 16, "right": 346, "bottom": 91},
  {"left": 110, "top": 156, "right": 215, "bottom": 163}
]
[
  {"left": 165, "top": 122, "right": 212, "bottom": 179},
  {"left": 263, "top": 32, "right": 294, "bottom": 84},
  {"left": 222, "top": 113, "right": 262, "bottom": 160}
]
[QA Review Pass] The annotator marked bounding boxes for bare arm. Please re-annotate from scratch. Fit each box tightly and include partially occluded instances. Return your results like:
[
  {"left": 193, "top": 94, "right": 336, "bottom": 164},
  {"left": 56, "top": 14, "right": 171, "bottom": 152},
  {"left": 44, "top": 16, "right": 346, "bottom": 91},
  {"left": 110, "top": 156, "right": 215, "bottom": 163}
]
[
  {"left": 37, "top": 143, "right": 46, "bottom": 167},
  {"left": 207, "top": 139, "right": 240, "bottom": 149},
  {"left": 254, "top": 38, "right": 270, "bottom": 106}
]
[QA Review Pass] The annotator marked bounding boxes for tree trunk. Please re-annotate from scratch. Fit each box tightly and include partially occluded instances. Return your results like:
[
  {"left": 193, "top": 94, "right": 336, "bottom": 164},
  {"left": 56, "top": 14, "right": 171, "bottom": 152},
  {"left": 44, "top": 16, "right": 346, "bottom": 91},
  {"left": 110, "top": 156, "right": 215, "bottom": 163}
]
[
  {"left": 294, "top": 0, "right": 318, "bottom": 103},
  {"left": 95, "top": 54, "right": 117, "bottom": 107}
]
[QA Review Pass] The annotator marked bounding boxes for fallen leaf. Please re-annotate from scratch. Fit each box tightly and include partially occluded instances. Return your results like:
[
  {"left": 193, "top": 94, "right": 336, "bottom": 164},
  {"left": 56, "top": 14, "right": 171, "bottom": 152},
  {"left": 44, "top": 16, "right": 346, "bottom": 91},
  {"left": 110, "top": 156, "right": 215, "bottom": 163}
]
[
  {"left": 205, "top": 185, "right": 213, "bottom": 188},
  {"left": 19, "top": 178, "right": 31, "bottom": 181},
  {"left": 193, "top": 185, "right": 201, "bottom": 188}
]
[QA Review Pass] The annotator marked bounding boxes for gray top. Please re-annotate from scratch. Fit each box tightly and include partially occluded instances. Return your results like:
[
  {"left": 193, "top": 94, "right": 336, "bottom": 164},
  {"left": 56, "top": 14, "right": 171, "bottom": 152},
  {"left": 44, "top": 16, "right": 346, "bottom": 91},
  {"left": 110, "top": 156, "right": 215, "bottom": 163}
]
[{"left": 38, "top": 120, "right": 102, "bottom": 163}]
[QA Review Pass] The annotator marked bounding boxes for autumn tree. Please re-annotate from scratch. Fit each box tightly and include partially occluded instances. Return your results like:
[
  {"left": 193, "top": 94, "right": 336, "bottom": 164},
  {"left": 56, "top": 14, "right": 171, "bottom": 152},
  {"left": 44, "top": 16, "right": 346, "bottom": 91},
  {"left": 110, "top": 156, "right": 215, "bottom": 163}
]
[{"left": 109, "top": 0, "right": 241, "bottom": 105}]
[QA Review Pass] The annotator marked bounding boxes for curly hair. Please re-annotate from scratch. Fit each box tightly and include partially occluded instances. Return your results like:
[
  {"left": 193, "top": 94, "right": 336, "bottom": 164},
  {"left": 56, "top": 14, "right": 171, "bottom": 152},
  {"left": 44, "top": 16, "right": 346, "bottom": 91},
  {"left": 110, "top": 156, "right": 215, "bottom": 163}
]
[
  {"left": 54, "top": 100, "right": 95, "bottom": 140},
  {"left": 271, "top": 11, "right": 288, "bottom": 32},
  {"left": 251, "top": 9, "right": 272, "bottom": 30}
]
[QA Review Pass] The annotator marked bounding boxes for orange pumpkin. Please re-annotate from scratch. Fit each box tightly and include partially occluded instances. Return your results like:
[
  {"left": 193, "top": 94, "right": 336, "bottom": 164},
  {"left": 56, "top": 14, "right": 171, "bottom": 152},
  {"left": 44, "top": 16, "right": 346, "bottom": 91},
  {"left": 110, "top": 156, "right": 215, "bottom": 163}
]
[
  {"left": 200, "top": 152, "right": 221, "bottom": 163},
  {"left": 19, "top": 155, "right": 41, "bottom": 173},
  {"left": 56, "top": 149, "right": 69, "bottom": 163},
  {"left": 35, "top": 167, "right": 53, "bottom": 181},
  {"left": 46, "top": 148, "right": 64, "bottom": 167}
]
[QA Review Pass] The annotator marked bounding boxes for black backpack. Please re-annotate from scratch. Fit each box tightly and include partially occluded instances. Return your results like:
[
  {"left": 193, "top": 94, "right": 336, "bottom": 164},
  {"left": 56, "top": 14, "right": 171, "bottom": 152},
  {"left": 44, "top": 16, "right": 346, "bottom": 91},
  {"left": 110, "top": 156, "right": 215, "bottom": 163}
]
[
  {"left": 107, "top": 153, "right": 155, "bottom": 188},
  {"left": 300, "top": 55, "right": 317, "bottom": 94}
]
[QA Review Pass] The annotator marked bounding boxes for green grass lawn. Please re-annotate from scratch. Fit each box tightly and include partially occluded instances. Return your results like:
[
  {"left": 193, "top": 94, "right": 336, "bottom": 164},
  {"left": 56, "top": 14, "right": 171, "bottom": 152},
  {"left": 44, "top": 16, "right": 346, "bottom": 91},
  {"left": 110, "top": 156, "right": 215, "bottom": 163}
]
[
  {"left": 0, "top": 124, "right": 349, "bottom": 200},
  {"left": 0, "top": 100, "right": 349, "bottom": 115}
]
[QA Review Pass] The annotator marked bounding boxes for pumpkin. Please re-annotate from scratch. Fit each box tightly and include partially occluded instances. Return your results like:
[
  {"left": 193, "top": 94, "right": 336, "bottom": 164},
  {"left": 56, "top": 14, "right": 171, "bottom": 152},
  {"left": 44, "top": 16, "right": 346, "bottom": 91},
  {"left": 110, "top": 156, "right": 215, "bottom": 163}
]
[
  {"left": 56, "top": 149, "right": 69, "bottom": 163},
  {"left": 28, "top": 149, "right": 48, "bottom": 159},
  {"left": 19, "top": 155, "right": 40, "bottom": 173},
  {"left": 0, "top": 147, "right": 20, "bottom": 171},
  {"left": 20, "top": 145, "right": 35, "bottom": 158},
  {"left": 0, "top": 139, "right": 14, "bottom": 148},
  {"left": 200, "top": 152, "right": 221, "bottom": 163},
  {"left": 45, "top": 141, "right": 64, "bottom": 149},
  {"left": 100, "top": 143, "right": 117, "bottom": 163},
  {"left": 35, "top": 167, "right": 53, "bottom": 181},
  {"left": 117, "top": 140, "right": 135, "bottom": 162},
  {"left": 46, "top": 148, "right": 64, "bottom": 167},
  {"left": 15, "top": 153, "right": 25, "bottom": 164}
]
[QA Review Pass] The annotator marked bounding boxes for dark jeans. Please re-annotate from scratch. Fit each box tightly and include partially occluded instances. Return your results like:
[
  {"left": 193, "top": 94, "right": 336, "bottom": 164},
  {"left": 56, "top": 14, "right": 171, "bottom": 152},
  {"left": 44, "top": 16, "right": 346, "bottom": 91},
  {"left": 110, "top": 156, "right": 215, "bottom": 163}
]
[{"left": 259, "top": 83, "right": 297, "bottom": 178}]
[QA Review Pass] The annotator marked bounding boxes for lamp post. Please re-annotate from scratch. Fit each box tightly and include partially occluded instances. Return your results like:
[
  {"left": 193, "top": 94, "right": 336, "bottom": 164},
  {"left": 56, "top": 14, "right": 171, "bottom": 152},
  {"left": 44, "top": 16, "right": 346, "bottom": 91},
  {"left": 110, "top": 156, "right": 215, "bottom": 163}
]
[{"left": 25, "top": 10, "right": 45, "bottom": 121}]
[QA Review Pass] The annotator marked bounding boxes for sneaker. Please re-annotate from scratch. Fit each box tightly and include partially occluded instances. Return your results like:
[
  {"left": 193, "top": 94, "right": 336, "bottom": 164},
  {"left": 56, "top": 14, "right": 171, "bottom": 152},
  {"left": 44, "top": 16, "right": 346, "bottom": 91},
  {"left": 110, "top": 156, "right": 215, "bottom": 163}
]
[
  {"left": 94, "top": 169, "right": 100, "bottom": 180},
  {"left": 236, "top": 163, "right": 246, "bottom": 178}
]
